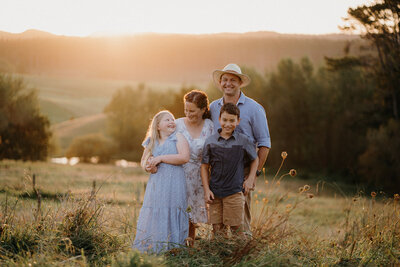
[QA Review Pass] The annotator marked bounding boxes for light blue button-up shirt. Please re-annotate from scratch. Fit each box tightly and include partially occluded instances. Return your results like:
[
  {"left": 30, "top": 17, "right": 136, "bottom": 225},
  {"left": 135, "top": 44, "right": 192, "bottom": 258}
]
[{"left": 209, "top": 92, "right": 271, "bottom": 148}]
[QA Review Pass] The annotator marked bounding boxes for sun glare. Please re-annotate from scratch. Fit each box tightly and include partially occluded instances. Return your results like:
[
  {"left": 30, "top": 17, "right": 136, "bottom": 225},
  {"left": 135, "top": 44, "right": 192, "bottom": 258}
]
[{"left": 0, "top": 0, "right": 369, "bottom": 36}]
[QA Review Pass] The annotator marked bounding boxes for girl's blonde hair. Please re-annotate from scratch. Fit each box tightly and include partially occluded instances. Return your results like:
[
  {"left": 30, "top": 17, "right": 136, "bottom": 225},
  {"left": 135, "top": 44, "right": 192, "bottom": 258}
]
[{"left": 141, "top": 110, "right": 175, "bottom": 169}]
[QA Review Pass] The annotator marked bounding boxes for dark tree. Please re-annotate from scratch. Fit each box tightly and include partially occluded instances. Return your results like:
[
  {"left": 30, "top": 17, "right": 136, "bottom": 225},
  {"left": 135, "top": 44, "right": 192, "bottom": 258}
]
[
  {"left": 343, "top": 0, "right": 400, "bottom": 120},
  {"left": 0, "top": 74, "right": 51, "bottom": 161}
]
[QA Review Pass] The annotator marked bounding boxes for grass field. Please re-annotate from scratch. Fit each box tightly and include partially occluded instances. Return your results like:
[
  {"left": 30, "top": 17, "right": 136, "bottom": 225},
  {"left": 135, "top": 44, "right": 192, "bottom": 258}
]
[{"left": 1, "top": 159, "right": 399, "bottom": 266}]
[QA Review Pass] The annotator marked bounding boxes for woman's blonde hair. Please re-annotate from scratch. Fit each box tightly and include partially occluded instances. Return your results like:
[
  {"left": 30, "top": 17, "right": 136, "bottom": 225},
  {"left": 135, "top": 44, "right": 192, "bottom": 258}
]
[{"left": 141, "top": 110, "right": 175, "bottom": 169}]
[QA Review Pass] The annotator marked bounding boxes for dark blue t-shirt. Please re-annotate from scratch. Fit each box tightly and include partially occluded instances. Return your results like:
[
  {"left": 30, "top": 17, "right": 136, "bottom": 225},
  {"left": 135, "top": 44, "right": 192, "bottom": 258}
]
[{"left": 202, "top": 129, "right": 257, "bottom": 198}]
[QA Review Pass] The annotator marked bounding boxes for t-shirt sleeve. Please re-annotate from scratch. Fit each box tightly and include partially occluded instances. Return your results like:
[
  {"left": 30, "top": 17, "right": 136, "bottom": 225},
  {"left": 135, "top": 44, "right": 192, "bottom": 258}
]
[
  {"left": 201, "top": 139, "right": 211, "bottom": 164},
  {"left": 243, "top": 136, "right": 257, "bottom": 162},
  {"left": 252, "top": 105, "right": 271, "bottom": 148}
]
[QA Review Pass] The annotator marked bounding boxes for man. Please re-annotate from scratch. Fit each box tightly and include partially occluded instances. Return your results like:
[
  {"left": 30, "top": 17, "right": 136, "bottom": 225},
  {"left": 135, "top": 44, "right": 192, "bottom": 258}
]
[{"left": 209, "top": 63, "right": 271, "bottom": 235}]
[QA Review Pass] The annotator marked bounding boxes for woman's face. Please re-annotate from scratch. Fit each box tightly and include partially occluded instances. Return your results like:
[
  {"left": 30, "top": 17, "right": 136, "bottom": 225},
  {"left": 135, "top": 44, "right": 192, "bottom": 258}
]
[{"left": 184, "top": 101, "right": 205, "bottom": 123}]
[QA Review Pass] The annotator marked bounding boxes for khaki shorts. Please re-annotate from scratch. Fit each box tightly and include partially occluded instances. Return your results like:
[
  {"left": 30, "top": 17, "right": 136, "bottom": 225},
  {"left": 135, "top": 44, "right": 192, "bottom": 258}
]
[{"left": 209, "top": 192, "right": 245, "bottom": 226}]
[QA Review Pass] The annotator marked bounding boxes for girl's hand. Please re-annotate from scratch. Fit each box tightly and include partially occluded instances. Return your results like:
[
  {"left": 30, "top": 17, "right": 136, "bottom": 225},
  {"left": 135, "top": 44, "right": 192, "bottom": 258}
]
[
  {"left": 145, "top": 163, "right": 158, "bottom": 173},
  {"left": 144, "top": 156, "right": 153, "bottom": 172},
  {"left": 149, "top": 156, "right": 163, "bottom": 168}
]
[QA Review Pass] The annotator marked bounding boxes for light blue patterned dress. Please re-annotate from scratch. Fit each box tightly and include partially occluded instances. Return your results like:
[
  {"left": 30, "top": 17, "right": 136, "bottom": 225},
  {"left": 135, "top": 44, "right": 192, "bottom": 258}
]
[{"left": 132, "top": 132, "right": 189, "bottom": 254}]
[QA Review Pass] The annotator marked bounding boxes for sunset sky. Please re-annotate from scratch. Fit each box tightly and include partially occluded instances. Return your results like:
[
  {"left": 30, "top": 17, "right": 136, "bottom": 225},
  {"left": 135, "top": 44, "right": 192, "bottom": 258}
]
[{"left": 1, "top": 0, "right": 370, "bottom": 36}]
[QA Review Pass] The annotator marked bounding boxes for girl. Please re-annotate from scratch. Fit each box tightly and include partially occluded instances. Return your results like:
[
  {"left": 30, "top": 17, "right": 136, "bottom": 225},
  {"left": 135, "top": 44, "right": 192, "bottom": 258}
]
[{"left": 132, "top": 110, "right": 190, "bottom": 254}]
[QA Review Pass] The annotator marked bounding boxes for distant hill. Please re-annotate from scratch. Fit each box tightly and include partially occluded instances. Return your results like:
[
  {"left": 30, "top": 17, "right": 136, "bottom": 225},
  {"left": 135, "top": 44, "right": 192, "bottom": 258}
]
[
  {"left": 52, "top": 113, "right": 107, "bottom": 152},
  {"left": 0, "top": 30, "right": 362, "bottom": 84},
  {"left": 17, "top": 73, "right": 185, "bottom": 125},
  {"left": 0, "top": 29, "right": 57, "bottom": 39}
]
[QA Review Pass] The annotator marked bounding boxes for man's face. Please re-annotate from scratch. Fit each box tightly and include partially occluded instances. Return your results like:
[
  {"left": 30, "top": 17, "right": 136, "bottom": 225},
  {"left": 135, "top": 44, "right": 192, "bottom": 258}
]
[
  {"left": 219, "top": 111, "right": 240, "bottom": 136},
  {"left": 220, "top": 73, "right": 242, "bottom": 97}
]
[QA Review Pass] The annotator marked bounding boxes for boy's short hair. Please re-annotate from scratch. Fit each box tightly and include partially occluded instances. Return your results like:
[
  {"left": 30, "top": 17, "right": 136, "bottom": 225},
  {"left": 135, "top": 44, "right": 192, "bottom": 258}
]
[{"left": 219, "top": 103, "right": 240, "bottom": 118}]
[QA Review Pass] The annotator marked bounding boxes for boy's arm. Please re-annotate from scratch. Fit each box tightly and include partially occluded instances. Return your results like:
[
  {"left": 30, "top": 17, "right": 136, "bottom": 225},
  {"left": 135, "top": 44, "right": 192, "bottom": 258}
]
[
  {"left": 243, "top": 157, "right": 258, "bottom": 195},
  {"left": 149, "top": 133, "right": 190, "bottom": 166},
  {"left": 201, "top": 163, "right": 214, "bottom": 204}
]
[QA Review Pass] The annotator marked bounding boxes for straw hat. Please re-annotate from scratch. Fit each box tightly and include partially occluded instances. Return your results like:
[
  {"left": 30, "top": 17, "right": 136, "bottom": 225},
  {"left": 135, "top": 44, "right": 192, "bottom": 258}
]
[{"left": 213, "top": 63, "right": 251, "bottom": 88}]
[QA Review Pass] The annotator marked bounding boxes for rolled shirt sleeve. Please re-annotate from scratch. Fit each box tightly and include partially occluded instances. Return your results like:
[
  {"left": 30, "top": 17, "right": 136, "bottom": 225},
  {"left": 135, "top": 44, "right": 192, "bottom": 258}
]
[{"left": 251, "top": 104, "right": 271, "bottom": 148}]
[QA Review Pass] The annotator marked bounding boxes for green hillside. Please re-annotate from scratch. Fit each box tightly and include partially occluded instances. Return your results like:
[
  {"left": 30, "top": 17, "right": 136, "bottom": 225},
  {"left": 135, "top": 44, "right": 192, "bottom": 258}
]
[
  {"left": 39, "top": 98, "right": 77, "bottom": 124},
  {"left": 19, "top": 73, "right": 187, "bottom": 122},
  {"left": 52, "top": 113, "right": 107, "bottom": 153}
]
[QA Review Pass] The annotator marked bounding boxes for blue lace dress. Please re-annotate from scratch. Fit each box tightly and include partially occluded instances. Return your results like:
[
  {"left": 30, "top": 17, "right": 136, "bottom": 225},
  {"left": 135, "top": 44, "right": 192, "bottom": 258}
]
[{"left": 132, "top": 132, "right": 189, "bottom": 254}]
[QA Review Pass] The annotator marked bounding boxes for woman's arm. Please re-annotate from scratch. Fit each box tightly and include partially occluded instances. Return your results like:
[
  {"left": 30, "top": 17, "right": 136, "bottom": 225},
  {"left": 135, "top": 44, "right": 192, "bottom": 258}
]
[
  {"left": 149, "top": 133, "right": 189, "bottom": 166},
  {"left": 201, "top": 163, "right": 214, "bottom": 204}
]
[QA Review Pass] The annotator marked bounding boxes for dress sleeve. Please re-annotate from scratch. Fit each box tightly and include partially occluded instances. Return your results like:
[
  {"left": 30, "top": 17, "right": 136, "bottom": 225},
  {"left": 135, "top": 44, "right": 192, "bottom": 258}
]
[
  {"left": 175, "top": 118, "right": 183, "bottom": 133},
  {"left": 142, "top": 137, "right": 150, "bottom": 148}
]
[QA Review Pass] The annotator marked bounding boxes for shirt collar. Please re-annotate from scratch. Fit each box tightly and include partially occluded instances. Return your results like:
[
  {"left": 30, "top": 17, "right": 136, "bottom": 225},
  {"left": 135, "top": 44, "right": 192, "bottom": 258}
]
[
  {"left": 217, "top": 91, "right": 246, "bottom": 106},
  {"left": 217, "top": 128, "right": 238, "bottom": 141}
]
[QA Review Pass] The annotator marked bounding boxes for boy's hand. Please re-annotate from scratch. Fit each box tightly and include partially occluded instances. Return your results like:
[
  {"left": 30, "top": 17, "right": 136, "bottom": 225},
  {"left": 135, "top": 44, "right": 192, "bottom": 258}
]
[
  {"left": 243, "top": 176, "right": 255, "bottom": 195},
  {"left": 204, "top": 189, "right": 215, "bottom": 204}
]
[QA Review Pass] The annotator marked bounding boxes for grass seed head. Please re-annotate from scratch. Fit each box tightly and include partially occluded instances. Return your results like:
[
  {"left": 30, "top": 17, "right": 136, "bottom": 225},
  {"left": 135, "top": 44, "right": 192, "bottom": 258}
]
[
  {"left": 289, "top": 169, "right": 297, "bottom": 177},
  {"left": 281, "top": 151, "right": 288, "bottom": 159}
]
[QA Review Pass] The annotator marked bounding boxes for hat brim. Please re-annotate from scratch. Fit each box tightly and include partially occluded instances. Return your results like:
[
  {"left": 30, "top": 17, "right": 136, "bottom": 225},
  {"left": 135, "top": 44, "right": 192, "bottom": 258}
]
[{"left": 213, "top": 70, "right": 251, "bottom": 89}]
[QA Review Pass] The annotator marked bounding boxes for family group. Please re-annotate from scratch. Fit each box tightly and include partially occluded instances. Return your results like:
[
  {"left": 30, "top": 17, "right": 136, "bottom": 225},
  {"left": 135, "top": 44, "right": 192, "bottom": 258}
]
[{"left": 132, "top": 63, "right": 271, "bottom": 253}]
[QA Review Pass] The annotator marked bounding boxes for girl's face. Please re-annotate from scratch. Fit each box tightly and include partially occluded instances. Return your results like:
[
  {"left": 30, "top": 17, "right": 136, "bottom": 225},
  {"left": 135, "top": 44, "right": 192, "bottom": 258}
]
[
  {"left": 157, "top": 113, "right": 176, "bottom": 136},
  {"left": 184, "top": 101, "right": 205, "bottom": 123}
]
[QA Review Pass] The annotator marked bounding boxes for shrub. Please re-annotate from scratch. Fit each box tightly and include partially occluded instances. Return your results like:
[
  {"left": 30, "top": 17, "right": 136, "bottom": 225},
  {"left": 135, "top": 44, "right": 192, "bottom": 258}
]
[{"left": 66, "top": 134, "right": 115, "bottom": 163}]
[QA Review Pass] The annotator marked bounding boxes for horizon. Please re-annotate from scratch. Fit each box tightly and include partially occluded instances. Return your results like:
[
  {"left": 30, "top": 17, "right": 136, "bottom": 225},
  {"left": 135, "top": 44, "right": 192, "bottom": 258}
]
[
  {"left": 1, "top": 0, "right": 370, "bottom": 37},
  {"left": 0, "top": 28, "right": 361, "bottom": 38}
]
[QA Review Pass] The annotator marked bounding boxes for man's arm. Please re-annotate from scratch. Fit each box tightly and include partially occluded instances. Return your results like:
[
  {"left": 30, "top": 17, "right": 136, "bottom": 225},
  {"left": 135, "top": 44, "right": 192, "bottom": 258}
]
[{"left": 257, "top": 146, "right": 270, "bottom": 172}]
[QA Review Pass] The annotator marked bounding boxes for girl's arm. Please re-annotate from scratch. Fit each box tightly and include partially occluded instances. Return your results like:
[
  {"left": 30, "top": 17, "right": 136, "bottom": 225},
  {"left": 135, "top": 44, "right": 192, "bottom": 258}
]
[{"left": 149, "top": 133, "right": 189, "bottom": 166}]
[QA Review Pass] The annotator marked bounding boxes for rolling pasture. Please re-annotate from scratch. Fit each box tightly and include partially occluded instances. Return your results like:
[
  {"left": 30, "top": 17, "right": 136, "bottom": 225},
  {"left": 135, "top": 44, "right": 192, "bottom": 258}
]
[
  {"left": 17, "top": 73, "right": 194, "bottom": 153},
  {"left": 1, "top": 160, "right": 398, "bottom": 266}
]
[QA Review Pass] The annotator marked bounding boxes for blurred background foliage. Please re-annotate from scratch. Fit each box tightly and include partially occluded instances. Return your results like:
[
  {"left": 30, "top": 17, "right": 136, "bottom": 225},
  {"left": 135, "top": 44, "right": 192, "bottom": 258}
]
[{"left": 0, "top": 0, "right": 399, "bottom": 191}]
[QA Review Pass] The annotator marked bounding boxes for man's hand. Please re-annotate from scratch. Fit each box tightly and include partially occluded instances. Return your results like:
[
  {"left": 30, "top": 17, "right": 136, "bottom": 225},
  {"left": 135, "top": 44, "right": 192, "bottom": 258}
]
[{"left": 204, "top": 189, "right": 215, "bottom": 204}]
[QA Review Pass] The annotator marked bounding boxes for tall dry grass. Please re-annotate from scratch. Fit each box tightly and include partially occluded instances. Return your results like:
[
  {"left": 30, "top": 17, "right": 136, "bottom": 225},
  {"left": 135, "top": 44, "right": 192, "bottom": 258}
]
[{"left": 0, "top": 155, "right": 399, "bottom": 266}]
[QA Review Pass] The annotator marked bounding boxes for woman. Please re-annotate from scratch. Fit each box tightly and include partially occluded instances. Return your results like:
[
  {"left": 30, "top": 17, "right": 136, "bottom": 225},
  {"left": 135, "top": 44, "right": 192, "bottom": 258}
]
[{"left": 175, "top": 90, "right": 214, "bottom": 245}]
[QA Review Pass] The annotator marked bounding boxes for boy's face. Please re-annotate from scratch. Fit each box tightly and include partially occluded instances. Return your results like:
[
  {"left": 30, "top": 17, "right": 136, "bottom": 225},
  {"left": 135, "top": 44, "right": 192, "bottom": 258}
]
[{"left": 219, "top": 111, "right": 240, "bottom": 136}]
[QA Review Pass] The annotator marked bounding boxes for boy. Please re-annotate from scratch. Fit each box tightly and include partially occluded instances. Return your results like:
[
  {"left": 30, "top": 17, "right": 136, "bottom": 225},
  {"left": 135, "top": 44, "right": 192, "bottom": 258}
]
[{"left": 201, "top": 103, "right": 258, "bottom": 237}]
